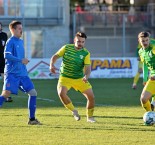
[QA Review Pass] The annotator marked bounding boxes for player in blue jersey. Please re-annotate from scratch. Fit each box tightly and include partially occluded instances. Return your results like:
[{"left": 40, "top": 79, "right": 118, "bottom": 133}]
[{"left": 0, "top": 20, "right": 41, "bottom": 125}]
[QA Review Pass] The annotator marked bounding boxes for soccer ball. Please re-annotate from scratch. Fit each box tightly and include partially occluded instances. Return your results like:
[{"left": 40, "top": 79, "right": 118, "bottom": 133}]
[{"left": 143, "top": 111, "right": 155, "bottom": 126}]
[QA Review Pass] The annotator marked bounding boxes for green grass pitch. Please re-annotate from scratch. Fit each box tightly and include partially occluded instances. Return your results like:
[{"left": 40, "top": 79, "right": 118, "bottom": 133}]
[{"left": 0, "top": 78, "right": 155, "bottom": 145}]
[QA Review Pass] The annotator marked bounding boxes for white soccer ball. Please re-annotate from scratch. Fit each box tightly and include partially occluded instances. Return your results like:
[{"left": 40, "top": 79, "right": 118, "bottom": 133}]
[{"left": 143, "top": 111, "right": 155, "bottom": 125}]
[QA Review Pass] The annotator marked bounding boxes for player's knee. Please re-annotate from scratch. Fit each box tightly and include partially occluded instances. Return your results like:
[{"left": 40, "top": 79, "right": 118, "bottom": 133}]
[
  {"left": 86, "top": 94, "right": 95, "bottom": 102},
  {"left": 58, "top": 91, "right": 66, "bottom": 98},
  {"left": 140, "top": 96, "right": 147, "bottom": 104},
  {"left": 27, "top": 89, "right": 37, "bottom": 96},
  {"left": 1, "top": 90, "right": 11, "bottom": 98}
]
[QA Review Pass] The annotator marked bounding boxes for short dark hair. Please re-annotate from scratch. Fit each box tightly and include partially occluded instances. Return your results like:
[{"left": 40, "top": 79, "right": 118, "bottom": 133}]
[
  {"left": 75, "top": 32, "right": 87, "bottom": 39},
  {"left": 138, "top": 31, "right": 150, "bottom": 39},
  {"left": 9, "top": 20, "right": 22, "bottom": 30}
]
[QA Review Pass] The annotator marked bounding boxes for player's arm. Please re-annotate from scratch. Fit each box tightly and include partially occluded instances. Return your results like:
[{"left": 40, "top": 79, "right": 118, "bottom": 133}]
[
  {"left": 4, "top": 41, "right": 29, "bottom": 64},
  {"left": 83, "top": 52, "right": 91, "bottom": 83},
  {"left": 49, "top": 45, "right": 66, "bottom": 74},
  {"left": 83, "top": 65, "right": 91, "bottom": 83},
  {"left": 49, "top": 54, "right": 59, "bottom": 74},
  {"left": 152, "top": 46, "right": 155, "bottom": 54},
  {"left": 4, "top": 41, "right": 22, "bottom": 62},
  {"left": 4, "top": 52, "right": 22, "bottom": 62}
]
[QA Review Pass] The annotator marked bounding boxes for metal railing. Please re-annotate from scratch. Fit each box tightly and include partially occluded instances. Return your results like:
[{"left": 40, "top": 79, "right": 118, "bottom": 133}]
[
  {"left": 72, "top": 8, "right": 154, "bottom": 57},
  {"left": 147, "top": 3, "right": 155, "bottom": 27},
  {"left": 74, "top": 11, "right": 150, "bottom": 28}
]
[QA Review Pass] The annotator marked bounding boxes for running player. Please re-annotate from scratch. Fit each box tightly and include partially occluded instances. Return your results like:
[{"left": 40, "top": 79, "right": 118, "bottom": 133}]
[
  {"left": 132, "top": 33, "right": 155, "bottom": 89},
  {"left": 49, "top": 32, "right": 96, "bottom": 123},
  {"left": 138, "top": 31, "right": 155, "bottom": 112}
]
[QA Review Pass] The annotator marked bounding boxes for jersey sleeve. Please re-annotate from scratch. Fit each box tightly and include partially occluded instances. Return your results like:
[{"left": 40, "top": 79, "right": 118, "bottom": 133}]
[
  {"left": 4, "top": 40, "right": 22, "bottom": 62},
  {"left": 84, "top": 52, "right": 91, "bottom": 65},
  {"left": 138, "top": 49, "right": 144, "bottom": 62},
  {"left": 55, "top": 45, "right": 66, "bottom": 57},
  {"left": 152, "top": 46, "right": 155, "bottom": 54}
]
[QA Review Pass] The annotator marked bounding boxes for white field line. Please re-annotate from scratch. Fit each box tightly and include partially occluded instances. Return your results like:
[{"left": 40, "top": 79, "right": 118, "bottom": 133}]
[
  {"left": 17, "top": 96, "right": 55, "bottom": 102},
  {"left": 16, "top": 96, "right": 113, "bottom": 106}
]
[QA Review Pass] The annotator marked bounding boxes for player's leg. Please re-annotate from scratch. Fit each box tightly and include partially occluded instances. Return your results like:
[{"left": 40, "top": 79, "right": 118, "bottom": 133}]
[
  {"left": 132, "top": 61, "right": 143, "bottom": 89},
  {"left": 0, "top": 74, "right": 18, "bottom": 106},
  {"left": 21, "top": 76, "right": 41, "bottom": 125},
  {"left": 0, "top": 73, "right": 13, "bottom": 102},
  {"left": 0, "top": 90, "right": 11, "bottom": 107},
  {"left": 82, "top": 88, "right": 96, "bottom": 123},
  {"left": 140, "top": 80, "right": 155, "bottom": 111},
  {"left": 57, "top": 76, "right": 80, "bottom": 121},
  {"left": 140, "top": 91, "right": 152, "bottom": 111},
  {"left": 57, "top": 86, "right": 81, "bottom": 121},
  {"left": 27, "top": 89, "right": 41, "bottom": 125},
  {"left": 73, "top": 78, "right": 95, "bottom": 122}
]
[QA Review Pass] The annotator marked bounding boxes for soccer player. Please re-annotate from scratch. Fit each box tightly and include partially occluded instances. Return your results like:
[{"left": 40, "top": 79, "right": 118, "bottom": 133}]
[
  {"left": 132, "top": 32, "right": 155, "bottom": 110},
  {"left": 0, "top": 20, "right": 41, "bottom": 125},
  {"left": 49, "top": 32, "right": 96, "bottom": 123},
  {"left": 138, "top": 31, "right": 155, "bottom": 112},
  {"left": 0, "top": 22, "right": 13, "bottom": 102},
  {"left": 132, "top": 33, "right": 155, "bottom": 90},
  {"left": 143, "top": 55, "right": 155, "bottom": 111}
]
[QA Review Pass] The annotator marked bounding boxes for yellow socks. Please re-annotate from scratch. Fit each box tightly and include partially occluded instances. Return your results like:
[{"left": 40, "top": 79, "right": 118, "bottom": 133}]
[
  {"left": 65, "top": 103, "right": 95, "bottom": 118},
  {"left": 64, "top": 102, "right": 75, "bottom": 111},
  {"left": 142, "top": 101, "right": 151, "bottom": 111},
  {"left": 86, "top": 108, "right": 94, "bottom": 118}
]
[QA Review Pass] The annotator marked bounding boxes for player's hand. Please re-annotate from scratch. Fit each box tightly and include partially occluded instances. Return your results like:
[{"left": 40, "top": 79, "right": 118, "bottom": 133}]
[
  {"left": 143, "top": 82, "right": 146, "bottom": 86},
  {"left": 49, "top": 65, "right": 59, "bottom": 74},
  {"left": 22, "top": 58, "right": 29, "bottom": 65},
  {"left": 82, "top": 75, "right": 88, "bottom": 83}
]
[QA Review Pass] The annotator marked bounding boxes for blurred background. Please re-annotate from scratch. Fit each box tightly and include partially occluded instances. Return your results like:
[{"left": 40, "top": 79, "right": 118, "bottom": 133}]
[{"left": 0, "top": 0, "right": 154, "bottom": 78}]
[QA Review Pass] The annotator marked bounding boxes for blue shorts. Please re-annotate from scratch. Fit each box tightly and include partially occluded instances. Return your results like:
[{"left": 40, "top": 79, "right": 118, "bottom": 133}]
[{"left": 3, "top": 74, "right": 34, "bottom": 95}]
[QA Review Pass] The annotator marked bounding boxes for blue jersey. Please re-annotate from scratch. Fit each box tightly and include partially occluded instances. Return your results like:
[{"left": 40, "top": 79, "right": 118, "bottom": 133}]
[{"left": 4, "top": 36, "right": 28, "bottom": 76}]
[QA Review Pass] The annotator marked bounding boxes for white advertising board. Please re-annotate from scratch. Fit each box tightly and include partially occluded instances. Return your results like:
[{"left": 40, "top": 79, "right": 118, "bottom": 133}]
[{"left": 26, "top": 57, "right": 138, "bottom": 79}]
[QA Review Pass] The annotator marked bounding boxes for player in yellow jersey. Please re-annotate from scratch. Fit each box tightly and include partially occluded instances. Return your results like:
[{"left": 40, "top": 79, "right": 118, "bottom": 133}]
[
  {"left": 132, "top": 31, "right": 155, "bottom": 90},
  {"left": 133, "top": 31, "right": 155, "bottom": 110},
  {"left": 138, "top": 31, "right": 155, "bottom": 113},
  {"left": 49, "top": 32, "right": 96, "bottom": 123}
]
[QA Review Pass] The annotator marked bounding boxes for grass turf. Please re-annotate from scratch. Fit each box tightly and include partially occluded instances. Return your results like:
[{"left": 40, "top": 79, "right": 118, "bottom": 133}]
[{"left": 0, "top": 78, "right": 155, "bottom": 145}]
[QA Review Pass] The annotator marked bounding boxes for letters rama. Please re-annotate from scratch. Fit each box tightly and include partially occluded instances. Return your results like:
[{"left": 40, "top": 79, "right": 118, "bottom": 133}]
[{"left": 91, "top": 59, "right": 132, "bottom": 70}]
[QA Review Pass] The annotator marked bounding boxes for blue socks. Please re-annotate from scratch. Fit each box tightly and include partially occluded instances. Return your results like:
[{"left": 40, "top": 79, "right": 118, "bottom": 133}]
[
  {"left": 0, "top": 96, "right": 6, "bottom": 107},
  {"left": 0, "top": 95, "right": 37, "bottom": 120},
  {"left": 28, "top": 96, "right": 36, "bottom": 120}
]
